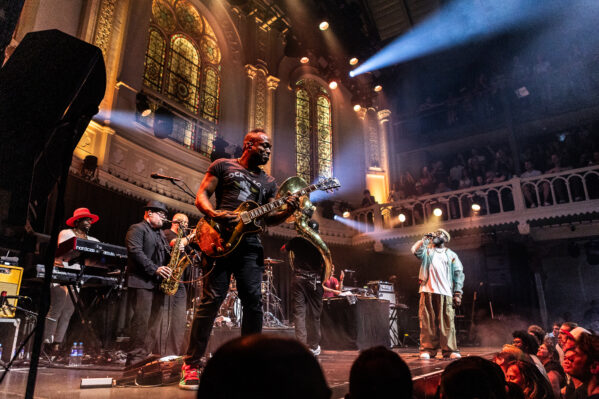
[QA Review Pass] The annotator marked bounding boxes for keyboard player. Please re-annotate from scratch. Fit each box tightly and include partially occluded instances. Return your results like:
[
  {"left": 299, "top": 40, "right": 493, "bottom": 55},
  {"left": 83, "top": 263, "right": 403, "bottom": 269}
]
[{"left": 43, "top": 207, "right": 100, "bottom": 355}]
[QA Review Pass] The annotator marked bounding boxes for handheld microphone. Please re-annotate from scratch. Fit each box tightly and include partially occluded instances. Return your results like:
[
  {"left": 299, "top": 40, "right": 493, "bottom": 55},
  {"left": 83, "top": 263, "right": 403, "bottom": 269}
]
[{"left": 150, "top": 172, "right": 181, "bottom": 181}]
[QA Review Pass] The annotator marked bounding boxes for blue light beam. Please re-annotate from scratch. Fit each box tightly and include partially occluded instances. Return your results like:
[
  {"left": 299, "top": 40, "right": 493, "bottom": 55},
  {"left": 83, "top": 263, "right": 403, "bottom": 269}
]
[{"left": 351, "top": 0, "right": 565, "bottom": 76}]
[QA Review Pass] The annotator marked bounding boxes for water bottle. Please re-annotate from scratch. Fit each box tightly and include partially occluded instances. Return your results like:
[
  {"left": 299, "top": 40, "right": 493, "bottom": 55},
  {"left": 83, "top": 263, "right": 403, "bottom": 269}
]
[
  {"left": 68, "top": 342, "right": 78, "bottom": 367},
  {"left": 77, "top": 342, "right": 84, "bottom": 366}
]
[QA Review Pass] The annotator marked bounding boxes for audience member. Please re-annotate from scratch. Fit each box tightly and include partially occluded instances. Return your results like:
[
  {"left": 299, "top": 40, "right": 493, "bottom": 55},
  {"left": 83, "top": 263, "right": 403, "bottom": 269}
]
[
  {"left": 345, "top": 346, "right": 412, "bottom": 399},
  {"left": 537, "top": 339, "right": 567, "bottom": 398},
  {"left": 513, "top": 330, "right": 547, "bottom": 377},
  {"left": 568, "top": 332, "right": 599, "bottom": 398},
  {"left": 197, "top": 334, "right": 331, "bottom": 399},
  {"left": 505, "top": 360, "right": 554, "bottom": 399},
  {"left": 438, "top": 356, "right": 508, "bottom": 399},
  {"left": 361, "top": 190, "right": 376, "bottom": 207},
  {"left": 528, "top": 325, "right": 547, "bottom": 346},
  {"left": 563, "top": 348, "right": 586, "bottom": 399}
]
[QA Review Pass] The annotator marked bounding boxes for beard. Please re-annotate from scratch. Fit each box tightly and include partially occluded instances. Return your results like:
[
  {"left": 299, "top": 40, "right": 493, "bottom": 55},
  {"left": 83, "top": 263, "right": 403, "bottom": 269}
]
[{"left": 433, "top": 237, "right": 444, "bottom": 246}]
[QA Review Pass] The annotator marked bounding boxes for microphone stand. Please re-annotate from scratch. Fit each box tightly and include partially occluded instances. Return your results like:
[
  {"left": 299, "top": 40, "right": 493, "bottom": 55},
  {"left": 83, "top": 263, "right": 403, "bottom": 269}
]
[{"left": 156, "top": 177, "right": 196, "bottom": 201}]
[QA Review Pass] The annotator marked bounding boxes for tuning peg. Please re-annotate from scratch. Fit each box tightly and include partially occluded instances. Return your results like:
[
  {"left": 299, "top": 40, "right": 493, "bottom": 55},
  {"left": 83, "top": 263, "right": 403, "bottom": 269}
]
[
  {"left": 217, "top": 247, "right": 224, "bottom": 253},
  {"left": 225, "top": 243, "right": 232, "bottom": 249}
]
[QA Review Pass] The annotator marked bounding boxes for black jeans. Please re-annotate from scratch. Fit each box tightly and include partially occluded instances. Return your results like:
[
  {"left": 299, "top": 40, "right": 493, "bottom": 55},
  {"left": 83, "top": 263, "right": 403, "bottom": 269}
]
[
  {"left": 292, "top": 275, "right": 323, "bottom": 349},
  {"left": 185, "top": 240, "right": 264, "bottom": 366},
  {"left": 127, "top": 287, "right": 164, "bottom": 358}
]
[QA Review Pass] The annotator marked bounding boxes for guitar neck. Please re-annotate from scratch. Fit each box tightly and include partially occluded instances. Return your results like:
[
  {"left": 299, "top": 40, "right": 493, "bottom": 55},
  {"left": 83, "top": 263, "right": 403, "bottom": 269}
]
[{"left": 245, "top": 183, "right": 320, "bottom": 221}]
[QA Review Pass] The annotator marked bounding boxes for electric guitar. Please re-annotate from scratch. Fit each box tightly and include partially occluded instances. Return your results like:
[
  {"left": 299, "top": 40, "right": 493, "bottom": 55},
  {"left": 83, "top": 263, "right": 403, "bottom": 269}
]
[{"left": 195, "top": 177, "right": 340, "bottom": 258}]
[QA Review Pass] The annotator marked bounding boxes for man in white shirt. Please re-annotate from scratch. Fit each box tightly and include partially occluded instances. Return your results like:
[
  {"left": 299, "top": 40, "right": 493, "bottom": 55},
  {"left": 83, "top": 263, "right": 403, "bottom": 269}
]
[{"left": 411, "top": 229, "right": 464, "bottom": 360}]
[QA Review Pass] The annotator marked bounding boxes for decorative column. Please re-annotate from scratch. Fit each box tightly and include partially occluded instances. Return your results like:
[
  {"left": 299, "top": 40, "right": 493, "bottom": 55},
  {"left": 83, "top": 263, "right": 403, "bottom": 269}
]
[
  {"left": 245, "top": 64, "right": 258, "bottom": 132},
  {"left": 245, "top": 64, "right": 279, "bottom": 175}
]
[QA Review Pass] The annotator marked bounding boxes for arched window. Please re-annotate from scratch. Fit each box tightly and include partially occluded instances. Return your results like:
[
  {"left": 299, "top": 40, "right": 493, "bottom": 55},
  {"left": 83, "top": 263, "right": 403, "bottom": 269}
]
[
  {"left": 295, "top": 80, "right": 333, "bottom": 183},
  {"left": 142, "top": 0, "right": 221, "bottom": 155}
]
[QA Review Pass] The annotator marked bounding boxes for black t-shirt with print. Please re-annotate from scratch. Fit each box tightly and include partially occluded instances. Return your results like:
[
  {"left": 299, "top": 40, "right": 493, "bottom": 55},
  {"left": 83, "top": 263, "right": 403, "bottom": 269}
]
[{"left": 208, "top": 158, "right": 277, "bottom": 211}]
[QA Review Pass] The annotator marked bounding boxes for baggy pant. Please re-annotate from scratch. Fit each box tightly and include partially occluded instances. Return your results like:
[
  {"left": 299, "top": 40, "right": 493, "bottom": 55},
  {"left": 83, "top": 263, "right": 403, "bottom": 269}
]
[{"left": 419, "top": 292, "right": 458, "bottom": 357}]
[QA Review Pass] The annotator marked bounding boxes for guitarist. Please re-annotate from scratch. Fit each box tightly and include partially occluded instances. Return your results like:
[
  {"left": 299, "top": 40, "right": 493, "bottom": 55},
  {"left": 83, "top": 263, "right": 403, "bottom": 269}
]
[{"left": 180, "top": 129, "right": 300, "bottom": 390}]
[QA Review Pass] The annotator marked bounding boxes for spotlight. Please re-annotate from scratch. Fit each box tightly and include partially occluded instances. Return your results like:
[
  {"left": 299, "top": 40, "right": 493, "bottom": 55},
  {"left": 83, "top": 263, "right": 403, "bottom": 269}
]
[
  {"left": 349, "top": 70, "right": 356, "bottom": 78},
  {"left": 374, "top": 85, "right": 382, "bottom": 92},
  {"left": 136, "top": 92, "right": 152, "bottom": 117},
  {"left": 349, "top": 57, "right": 358, "bottom": 65},
  {"left": 433, "top": 208, "right": 443, "bottom": 217},
  {"left": 353, "top": 104, "right": 361, "bottom": 112},
  {"left": 398, "top": 213, "right": 406, "bottom": 223},
  {"left": 319, "top": 21, "right": 329, "bottom": 31},
  {"left": 328, "top": 81, "right": 338, "bottom": 90},
  {"left": 300, "top": 56, "right": 309, "bottom": 64},
  {"left": 342, "top": 211, "right": 350, "bottom": 218},
  {"left": 471, "top": 203, "right": 481, "bottom": 212}
]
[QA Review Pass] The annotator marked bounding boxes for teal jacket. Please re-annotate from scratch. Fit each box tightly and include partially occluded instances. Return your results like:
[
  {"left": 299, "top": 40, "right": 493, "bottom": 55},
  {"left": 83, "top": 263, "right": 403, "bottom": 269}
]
[{"left": 411, "top": 238, "right": 465, "bottom": 295}]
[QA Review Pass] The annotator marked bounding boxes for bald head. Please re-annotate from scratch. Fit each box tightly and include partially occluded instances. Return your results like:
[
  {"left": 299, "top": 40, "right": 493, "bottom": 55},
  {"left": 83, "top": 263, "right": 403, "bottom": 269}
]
[{"left": 243, "top": 129, "right": 269, "bottom": 151}]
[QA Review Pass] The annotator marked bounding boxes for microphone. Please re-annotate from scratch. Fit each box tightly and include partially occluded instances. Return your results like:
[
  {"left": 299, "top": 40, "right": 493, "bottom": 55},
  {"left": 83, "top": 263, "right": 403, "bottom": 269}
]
[{"left": 150, "top": 172, "right": 181, "bottom": 182}]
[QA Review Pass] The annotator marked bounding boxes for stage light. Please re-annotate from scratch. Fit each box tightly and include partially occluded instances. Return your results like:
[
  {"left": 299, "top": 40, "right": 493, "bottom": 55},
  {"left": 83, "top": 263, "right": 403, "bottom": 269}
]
[
  {"left": 300, "top": 56, "right": 309, "bottom": 64},
  {"left": 349, "top": 57, "right": 358, "bottom": 65},
  {"left": 374, "top": 85, "right": 382, "bottom": 92},
  {"left": 433, "top": 208, "right": 443, "bottom": 217},
  {"left": 398, "top": 213, "right": 406, "bottom": 223},
  {"left": 329, "top": 81, "right": 338, "bottom": 90},
  {"left": 353, "top": 104, "right": 361, "bottom": 112},
  {"left": 319, "top": 21, "right": 329, "bottom": 31},
  {"left": 342, "top": 211, "right": 350, "bottom": 218},
  {"left": 471, "top": 203, "right": 481, "bottom": 212},
  {"left": 349, "top": 70, "right": 356, "bottom": 78},
  {"left": 136, "top": 92, "right": 152, "bottom": 117}
]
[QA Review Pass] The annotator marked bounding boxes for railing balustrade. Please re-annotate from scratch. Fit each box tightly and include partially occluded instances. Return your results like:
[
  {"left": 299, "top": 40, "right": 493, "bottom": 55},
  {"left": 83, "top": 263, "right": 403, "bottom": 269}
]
[{"left": 351, "top": 165, "right": 599, "bottom": 233}]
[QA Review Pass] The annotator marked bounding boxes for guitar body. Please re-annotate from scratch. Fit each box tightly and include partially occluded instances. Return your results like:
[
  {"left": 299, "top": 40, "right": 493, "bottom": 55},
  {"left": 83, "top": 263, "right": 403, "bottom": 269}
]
[{"left": 195, "top": 201, "right": 262, "bottom": 258}]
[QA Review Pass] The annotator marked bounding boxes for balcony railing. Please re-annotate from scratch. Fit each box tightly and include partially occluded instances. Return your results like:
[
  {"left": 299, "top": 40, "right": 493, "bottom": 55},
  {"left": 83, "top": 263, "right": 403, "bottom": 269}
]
[{"left": 351, "top": 165, "right": 599, "bottom": 235}]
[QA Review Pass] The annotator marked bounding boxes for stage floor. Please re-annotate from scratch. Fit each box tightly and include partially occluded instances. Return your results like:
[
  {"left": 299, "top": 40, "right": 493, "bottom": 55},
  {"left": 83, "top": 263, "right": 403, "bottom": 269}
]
[{"left": 0, "top": 347, "right": 498, "bottom": 399}]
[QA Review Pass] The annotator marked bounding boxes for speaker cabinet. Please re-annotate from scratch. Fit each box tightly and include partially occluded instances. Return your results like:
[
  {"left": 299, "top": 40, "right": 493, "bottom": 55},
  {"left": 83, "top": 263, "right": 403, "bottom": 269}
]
[{"left": 0, "top": 265, "right": 23, "bottom": 318}]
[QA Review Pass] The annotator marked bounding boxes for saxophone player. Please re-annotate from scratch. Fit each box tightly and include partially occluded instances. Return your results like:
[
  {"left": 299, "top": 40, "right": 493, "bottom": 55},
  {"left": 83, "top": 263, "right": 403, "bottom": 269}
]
[
  {"left": 162, "top": 213, "right": 193, "bottom": 356},
  {"left": 125, "top": 200, "right": 172, "bottom": 367}
]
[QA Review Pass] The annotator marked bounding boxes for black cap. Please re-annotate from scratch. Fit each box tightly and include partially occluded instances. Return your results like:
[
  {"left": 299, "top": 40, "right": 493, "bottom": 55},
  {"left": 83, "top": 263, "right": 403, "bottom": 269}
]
[{"left": 144, "top": 200, "right": 168, "bottom": 214}]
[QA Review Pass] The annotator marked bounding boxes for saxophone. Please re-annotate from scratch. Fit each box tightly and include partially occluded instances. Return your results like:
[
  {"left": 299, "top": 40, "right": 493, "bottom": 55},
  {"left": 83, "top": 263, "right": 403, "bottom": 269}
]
[{"left": 160, "top": 226, "right": 192, "bottom": 295}]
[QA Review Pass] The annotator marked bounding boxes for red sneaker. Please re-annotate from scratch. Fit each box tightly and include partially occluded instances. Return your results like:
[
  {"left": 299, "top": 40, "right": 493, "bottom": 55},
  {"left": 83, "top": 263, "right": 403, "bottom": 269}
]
[{"left": 179, "top": 364, "right": 200, "bottom": 390}]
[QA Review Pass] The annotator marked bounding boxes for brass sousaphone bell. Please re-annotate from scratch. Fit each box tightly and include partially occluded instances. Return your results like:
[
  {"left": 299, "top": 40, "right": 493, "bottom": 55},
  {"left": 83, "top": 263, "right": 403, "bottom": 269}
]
[{"left": 277, "top": 176, "right": 332, "bottom": 282}]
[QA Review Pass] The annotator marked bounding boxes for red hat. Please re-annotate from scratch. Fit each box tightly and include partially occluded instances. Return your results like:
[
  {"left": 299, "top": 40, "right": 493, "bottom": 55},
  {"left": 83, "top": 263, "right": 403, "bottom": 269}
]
[{"left": 66, "top": 208, "right": 99, "bottom": 227}]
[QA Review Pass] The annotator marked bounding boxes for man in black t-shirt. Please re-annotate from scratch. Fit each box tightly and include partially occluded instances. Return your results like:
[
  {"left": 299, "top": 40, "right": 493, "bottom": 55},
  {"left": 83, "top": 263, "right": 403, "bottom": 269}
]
[
  {"left": 180, "top": 129, "right": 300, "bottom": 390},
  {"left": 281, "top": 219, "right": 325, "bottom": 356}
]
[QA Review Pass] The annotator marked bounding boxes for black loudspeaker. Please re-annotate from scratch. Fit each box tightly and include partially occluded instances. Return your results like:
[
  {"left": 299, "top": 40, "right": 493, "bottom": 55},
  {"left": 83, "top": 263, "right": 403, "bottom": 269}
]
[{"left": 0, "top": 30, "right": 106, "bottom": 243}]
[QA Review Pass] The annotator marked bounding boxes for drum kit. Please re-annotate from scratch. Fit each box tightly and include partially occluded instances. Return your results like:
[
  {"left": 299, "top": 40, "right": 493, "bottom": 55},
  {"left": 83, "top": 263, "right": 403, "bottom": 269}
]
[{"left": 215, "top": 258, "right": 286, "bottom": 328}]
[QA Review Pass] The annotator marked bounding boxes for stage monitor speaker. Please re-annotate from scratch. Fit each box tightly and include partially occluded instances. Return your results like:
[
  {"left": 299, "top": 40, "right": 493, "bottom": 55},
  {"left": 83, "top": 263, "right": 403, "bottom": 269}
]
[
  {"left": 0, "top": 265, "right": 23, "bottom": 318},
  {"left": 0, "top": 29, "right": 106, "bottom": 242}
]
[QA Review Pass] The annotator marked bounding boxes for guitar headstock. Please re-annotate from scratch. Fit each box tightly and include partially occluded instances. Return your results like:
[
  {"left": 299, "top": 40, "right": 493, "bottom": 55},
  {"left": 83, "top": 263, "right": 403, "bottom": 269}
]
[{"left": 316, "top": 177, "right": 341, "bottom": 193}]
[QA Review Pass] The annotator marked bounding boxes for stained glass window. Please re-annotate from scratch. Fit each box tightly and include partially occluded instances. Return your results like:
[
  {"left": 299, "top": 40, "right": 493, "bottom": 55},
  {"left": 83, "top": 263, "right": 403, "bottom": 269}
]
[
  {"left": 295, "top": 81, "right": 333, "bottom": 183},
  {"left": 143, "top": 0, "right": 222, "bottom": 155},
  {"left": 166, "top": 34, "right": 200, "bottom": 113},
  {"left": 174, "top": 0, "right": 203, "bottom": 38},
  {"left": 143, "top": 29, "right": 166, "bottom": 91},
  {"left": 316, "top": 96, "right": 333, "bottom": 178},
  {"left": 296, "top": 89, "right": 312, "bottom": 183},
  {"left": 201, "top": 67, "right": 220, "bottom": 122},
  {"left": 152, "top": 0, "right": 176, "bottom": 32}
]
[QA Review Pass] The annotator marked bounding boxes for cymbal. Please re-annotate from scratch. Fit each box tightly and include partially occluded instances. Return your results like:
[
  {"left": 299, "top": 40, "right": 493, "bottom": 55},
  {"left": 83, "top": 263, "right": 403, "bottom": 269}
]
[{"left": 264, "top": 258, "right": 284, "bottom": 265}]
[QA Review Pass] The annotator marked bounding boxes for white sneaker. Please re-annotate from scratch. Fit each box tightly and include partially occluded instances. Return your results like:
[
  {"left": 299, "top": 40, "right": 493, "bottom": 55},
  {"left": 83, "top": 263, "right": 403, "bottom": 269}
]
[
  {"left": 419, "top": 353, "right": 431, "bottom": 359},
  {"left": 449, "top": 352, "right": 461, "bottom": 359},
  {"left": 310, "top": 345, "right": 321, "bottom": 356}
]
